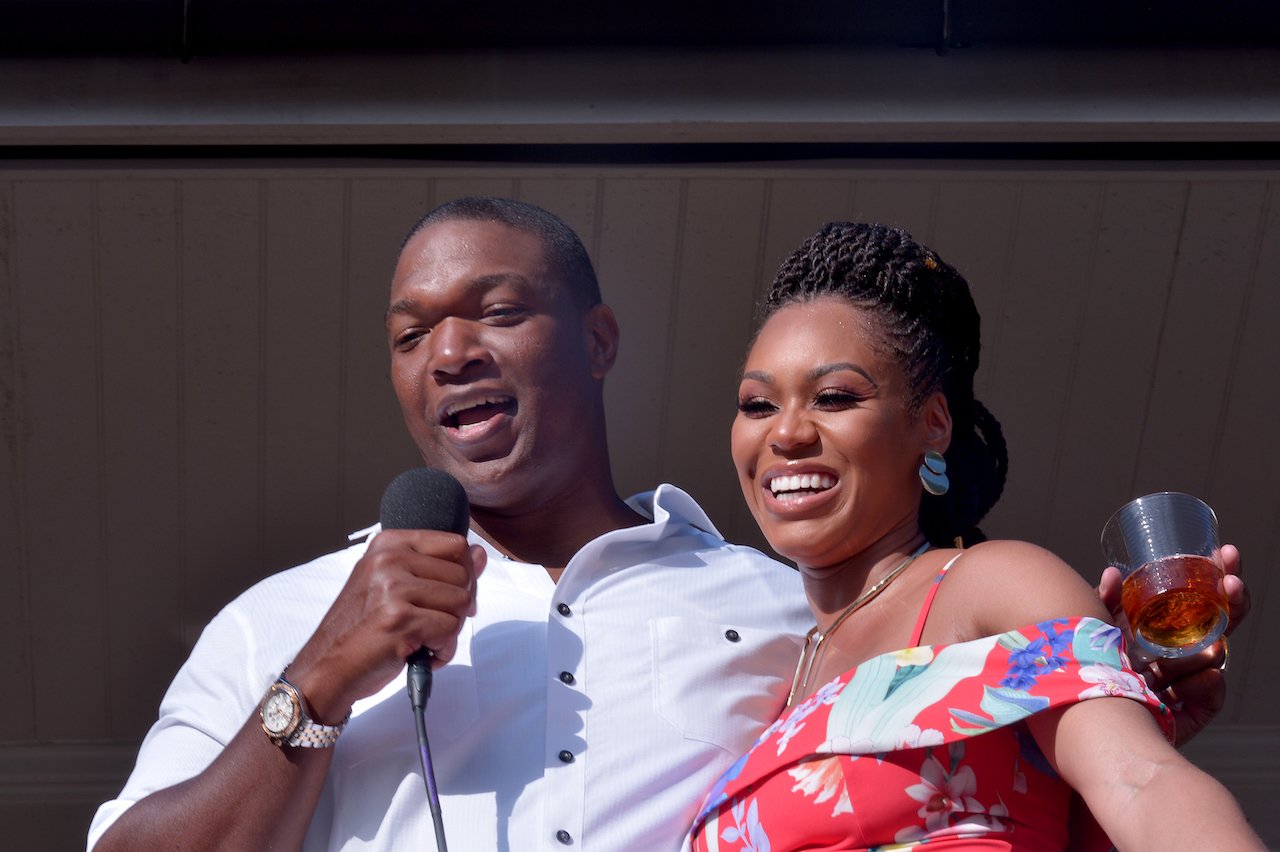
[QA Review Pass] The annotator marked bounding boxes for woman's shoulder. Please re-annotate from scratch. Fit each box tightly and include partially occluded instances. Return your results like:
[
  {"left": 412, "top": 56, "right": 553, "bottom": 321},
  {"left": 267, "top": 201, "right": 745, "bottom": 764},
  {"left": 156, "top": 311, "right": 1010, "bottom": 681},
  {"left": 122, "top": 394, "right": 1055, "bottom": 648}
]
[{"left": 940, "top": 539, "right": 1111, "bottom": 637}]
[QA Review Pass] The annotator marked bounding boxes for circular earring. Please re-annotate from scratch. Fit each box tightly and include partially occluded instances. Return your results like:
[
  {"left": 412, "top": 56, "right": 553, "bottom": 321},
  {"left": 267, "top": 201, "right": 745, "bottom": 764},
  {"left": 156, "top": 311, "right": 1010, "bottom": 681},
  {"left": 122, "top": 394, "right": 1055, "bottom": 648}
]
[{"left": 919, "top": 450, "right": 949, "bottom": 496}]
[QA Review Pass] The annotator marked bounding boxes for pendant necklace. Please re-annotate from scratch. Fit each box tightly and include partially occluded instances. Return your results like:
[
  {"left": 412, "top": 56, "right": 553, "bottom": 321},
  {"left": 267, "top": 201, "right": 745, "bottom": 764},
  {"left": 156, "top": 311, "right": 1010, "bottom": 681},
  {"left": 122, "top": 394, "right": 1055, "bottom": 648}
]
[{"left": 786, "top": 541, "right": 931, "bottom": 706}]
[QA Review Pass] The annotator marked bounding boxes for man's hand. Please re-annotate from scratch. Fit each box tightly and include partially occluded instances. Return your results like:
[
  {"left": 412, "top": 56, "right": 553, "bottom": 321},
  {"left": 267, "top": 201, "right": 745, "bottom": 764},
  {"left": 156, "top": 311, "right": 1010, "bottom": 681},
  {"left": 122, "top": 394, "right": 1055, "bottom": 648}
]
[
  {"left": 284, "top": 530, "right": 486, "bottom": 723},
  {"left": 1097, "top": 544, "right": 1249, "bottom": 747}
]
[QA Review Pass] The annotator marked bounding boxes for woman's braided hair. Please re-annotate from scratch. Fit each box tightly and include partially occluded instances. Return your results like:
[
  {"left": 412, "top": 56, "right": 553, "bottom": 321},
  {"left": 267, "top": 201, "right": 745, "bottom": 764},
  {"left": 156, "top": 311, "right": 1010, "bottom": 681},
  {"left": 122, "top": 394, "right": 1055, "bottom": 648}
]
[{"left": 760, "top": 222, "right": 1009, "bottom": 547}]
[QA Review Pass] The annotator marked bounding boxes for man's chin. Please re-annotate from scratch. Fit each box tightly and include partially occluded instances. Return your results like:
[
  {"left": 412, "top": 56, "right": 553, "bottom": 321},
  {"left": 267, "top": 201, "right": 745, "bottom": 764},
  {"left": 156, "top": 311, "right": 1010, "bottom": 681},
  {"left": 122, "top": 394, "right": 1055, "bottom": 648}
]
[{"left": 426, "top": 453, "right": 521, "bottom": 495}]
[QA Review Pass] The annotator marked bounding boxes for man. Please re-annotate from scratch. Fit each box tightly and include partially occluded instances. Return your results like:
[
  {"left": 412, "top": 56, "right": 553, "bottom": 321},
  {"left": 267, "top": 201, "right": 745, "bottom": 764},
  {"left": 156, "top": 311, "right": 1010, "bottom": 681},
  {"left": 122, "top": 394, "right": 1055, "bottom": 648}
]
[{"left": 89, "top": 197, "right": 1244, "bottom": 850}]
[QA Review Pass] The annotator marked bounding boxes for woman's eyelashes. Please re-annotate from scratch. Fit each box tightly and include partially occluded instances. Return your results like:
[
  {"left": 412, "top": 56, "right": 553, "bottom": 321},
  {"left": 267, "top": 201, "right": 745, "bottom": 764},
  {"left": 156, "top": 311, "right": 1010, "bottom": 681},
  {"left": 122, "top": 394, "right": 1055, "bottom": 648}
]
[
  {"left": 813, "top": 388, "right": 867, "bottom": 410},
  {"left": 736, "top": 395, "right": 777, "bottom": 417},
  {"left": 736, "top": 387, "right": 868, "bottom": 417}
]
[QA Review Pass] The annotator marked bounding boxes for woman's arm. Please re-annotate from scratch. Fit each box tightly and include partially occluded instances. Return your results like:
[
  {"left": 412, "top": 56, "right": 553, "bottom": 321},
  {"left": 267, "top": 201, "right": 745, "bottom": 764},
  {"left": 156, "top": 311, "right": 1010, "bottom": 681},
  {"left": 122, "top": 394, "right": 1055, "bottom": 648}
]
[
  {"left": 1026, "top": 694, "right": 1263, "bottom": 850},
  {"left": 953, "top": 540, "right": 1262, "bottom": 849}
]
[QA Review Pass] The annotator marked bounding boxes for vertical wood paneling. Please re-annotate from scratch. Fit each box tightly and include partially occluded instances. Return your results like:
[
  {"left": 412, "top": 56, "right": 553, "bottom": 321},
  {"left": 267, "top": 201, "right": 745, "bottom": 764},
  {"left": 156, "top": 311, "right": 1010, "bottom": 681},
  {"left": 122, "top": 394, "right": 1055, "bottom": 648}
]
[
  {"left": 723, "top": 178, "right": 857, "bottom": 549},
  {"left": 517, "top": 177, "right": 600, "bottom": 257},
  {"left": 13, "top": 179, "right": 110, "bottom": 737},
  {"left": 433, "top": 177, "right": 518, "bottom": 208},
  {"left": 2, "top": 160, "right": 1277, "bottom": 762},
  {"left": 595, "top": 178, "right": 684, "bottom": 500},
  {"left": 755, "top": 179, "right": 855, "bottom": 304},
  {"left": 179, "top": 180, "right": 265, "bottom": 637},
  {"left": 851, "top": 179, "right": 939, "bottom": 243},
  {"left": 1042, "top": 182, "right": 1188, "bottom": 572},
  {"left": 663, "top": 178, "right": 767, "bottom": 532},
  {"left": 96, "top": 180, "right": 185, "bottom": 737},
  {"left": 897, "top": 179, "right": 1027, "bottom": 541},
  {"left": 262, "top": 179, "right": 349, "bottom": 571},
  {"left": 1136, "top": 181, "right": 1269, "bottom": 494},
  {"left": 0, "top": 178, "right": 35, "bottom": 739},
  {"left": 1200, "top": 181, "right": 1280, "bottom": 721},
  {"left": 927, "top": 181, "right": 1021, "bottom": 408},
  {"left": 982, "top": 182, "right": 1104, "bottom": 546},
  {"left": 341, "top": 178, "right": 431, "bottom": 529}
]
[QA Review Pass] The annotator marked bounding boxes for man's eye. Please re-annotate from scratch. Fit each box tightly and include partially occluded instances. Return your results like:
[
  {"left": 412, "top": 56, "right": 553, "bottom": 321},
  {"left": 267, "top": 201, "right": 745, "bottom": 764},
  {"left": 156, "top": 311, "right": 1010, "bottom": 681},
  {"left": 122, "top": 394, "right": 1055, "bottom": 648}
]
[
  {"left": 736, "top": 397, "right": 776, "bottom": 417},
  {"left": 484, "top": 305, "right": 526, "bottom": 324},
  {"left": 393, "top": 328, "right": 427, "bottom": 350}
]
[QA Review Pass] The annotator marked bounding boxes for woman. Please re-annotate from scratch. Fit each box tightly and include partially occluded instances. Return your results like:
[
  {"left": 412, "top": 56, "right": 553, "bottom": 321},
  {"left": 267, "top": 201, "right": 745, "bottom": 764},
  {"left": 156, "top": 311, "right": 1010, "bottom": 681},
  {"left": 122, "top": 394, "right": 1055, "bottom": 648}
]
[{"left": 690, "top": 223, "right": 1260, "bottom": 850}]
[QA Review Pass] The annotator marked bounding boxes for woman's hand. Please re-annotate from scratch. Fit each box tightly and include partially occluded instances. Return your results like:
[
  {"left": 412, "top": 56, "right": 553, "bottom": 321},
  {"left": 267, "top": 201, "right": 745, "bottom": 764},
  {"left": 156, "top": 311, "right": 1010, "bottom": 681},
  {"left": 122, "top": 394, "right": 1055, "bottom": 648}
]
[{"left": 1097, "top": 543, "right": 1249, "bottom": 747}]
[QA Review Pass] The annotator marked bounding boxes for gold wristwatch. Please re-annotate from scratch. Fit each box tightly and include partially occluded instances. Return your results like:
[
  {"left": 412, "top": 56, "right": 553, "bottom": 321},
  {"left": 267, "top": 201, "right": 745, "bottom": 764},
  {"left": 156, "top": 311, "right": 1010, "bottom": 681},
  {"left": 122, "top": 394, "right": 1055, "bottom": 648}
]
[{"left": 258, "top": 671, "right": 349, "bottom": 748}]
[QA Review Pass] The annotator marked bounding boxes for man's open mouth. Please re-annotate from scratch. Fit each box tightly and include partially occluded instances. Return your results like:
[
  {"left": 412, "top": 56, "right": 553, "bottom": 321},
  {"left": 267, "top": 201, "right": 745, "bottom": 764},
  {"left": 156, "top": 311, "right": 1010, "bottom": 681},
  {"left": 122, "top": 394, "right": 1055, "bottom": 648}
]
[{"left": 442, "top": 395, "right": 516, "bottom": 433}]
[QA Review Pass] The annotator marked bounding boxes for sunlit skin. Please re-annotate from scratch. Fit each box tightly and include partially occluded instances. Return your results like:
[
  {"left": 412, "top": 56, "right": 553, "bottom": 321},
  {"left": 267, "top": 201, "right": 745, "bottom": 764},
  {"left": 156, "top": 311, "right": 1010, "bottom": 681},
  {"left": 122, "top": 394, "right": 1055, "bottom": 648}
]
[
  {"left": 731, "top": 297, "right": 951, "bottom": 624},
  {"left": 725, "top": 298, "right": 1263, "bottom": 851},
  {"left": 90, "top": 217, "right": 1254, "bottom": 852},
  {"left": 387, "top": 219, "right": 638, "bottom": 568}
]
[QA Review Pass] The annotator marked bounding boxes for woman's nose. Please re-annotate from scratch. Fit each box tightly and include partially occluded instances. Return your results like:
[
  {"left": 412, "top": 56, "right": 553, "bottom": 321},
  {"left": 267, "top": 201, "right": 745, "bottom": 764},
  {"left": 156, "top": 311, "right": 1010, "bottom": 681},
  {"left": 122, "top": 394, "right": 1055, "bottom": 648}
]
[{"left": 769, "top": 407, "right": 818, "bottom": 452}]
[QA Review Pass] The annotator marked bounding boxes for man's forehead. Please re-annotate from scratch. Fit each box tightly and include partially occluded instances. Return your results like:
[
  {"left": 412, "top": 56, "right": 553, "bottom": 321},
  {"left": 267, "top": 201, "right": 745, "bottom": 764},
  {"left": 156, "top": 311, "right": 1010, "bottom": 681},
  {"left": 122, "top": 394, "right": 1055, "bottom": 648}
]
[
  {"left": 399, "top": 219, "right": 544, "bottom": 267},
  {"left": 391, "top": 219, "right": 570, "bottom": 303}
]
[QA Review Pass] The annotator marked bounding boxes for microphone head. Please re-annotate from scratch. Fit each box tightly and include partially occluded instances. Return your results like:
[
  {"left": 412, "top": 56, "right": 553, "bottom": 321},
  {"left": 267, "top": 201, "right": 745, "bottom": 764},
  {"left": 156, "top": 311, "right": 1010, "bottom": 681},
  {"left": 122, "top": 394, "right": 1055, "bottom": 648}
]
[{"left": 379, "top": 467, "right": 470, "bottom": 534}]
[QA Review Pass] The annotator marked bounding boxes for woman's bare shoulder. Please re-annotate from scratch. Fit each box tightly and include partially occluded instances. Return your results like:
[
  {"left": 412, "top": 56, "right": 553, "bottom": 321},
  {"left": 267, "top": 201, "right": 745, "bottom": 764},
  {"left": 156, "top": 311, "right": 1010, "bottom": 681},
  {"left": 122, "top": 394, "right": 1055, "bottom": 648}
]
[{"left": 942, "top": 539, "right": 1111, "bottom": 636}]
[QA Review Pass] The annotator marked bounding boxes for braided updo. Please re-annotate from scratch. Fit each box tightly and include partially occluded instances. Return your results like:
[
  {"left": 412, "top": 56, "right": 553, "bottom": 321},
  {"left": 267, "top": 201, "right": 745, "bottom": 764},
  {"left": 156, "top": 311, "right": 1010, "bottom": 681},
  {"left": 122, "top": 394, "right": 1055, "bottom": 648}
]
[{"left": 759, "top": 222, "right": 1009, "bottom": 547}]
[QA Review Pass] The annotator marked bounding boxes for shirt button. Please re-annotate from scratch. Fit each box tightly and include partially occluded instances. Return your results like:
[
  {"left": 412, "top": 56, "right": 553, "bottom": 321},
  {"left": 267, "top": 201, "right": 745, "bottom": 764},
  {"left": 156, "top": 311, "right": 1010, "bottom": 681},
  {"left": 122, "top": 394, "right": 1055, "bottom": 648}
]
[
  {"left": 558, "top": 749, "right": 575, "bottom": 763},
  {"left": 724, "top": 629, "right": 741, "bottom": 642},
  {"left": 557, "top": 603, "right": 572, "bottom": 617},
  {"left": 558, "top": 671, "right": 576, "bottom": 685},
  {"left": 555, "top": 829, "right": 573, "bottom": 844}
]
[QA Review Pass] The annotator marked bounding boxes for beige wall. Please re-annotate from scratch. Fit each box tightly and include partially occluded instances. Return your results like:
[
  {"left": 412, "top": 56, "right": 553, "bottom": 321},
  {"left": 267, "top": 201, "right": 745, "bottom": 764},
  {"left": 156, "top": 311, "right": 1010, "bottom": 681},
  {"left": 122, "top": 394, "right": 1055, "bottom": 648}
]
[{"left": 3, "top": 160, "right": 1278, "bottom": 847}]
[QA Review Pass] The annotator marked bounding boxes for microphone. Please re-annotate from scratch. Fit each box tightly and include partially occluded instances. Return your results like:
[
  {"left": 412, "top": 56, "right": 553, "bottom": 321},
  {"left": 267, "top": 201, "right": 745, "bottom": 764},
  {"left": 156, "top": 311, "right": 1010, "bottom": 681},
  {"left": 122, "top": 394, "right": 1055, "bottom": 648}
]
[
  {"left": 379, "top": 467, "right": 469, "bottom": 852},
  {"left": 379, "top": 467, "right": 470, "bottom": 708}
]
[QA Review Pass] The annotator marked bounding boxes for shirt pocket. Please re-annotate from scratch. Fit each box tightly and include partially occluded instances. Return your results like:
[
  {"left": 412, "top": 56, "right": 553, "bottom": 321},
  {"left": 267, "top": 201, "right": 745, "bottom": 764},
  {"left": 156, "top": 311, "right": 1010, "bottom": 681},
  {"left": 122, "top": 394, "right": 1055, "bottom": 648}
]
[{"left": 651, "top": 616, "right": 802, "bottom": 755}]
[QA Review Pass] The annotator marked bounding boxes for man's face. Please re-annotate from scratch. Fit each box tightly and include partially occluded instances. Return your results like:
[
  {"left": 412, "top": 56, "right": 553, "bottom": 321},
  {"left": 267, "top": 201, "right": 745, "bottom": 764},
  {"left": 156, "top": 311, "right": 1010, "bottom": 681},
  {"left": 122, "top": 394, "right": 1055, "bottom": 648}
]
[{"left": 386, "top": 219, "right": 609, "bottom": 513}]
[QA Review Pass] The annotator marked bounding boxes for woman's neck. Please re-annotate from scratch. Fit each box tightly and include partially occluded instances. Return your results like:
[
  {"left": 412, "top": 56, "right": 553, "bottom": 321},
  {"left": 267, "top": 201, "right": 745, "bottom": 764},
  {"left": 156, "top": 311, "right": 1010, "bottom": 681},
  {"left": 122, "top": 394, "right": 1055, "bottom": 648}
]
[{"left": 799, "top": 526, "right": 930, "bottom": 632}]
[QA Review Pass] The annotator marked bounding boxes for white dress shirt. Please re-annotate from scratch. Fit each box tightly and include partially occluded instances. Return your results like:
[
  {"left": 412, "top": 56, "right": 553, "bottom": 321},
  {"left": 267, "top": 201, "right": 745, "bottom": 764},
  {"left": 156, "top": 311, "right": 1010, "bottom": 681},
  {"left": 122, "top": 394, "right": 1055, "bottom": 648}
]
[{"left": 88, "top": 484, "right": 810, "bottom": 851}]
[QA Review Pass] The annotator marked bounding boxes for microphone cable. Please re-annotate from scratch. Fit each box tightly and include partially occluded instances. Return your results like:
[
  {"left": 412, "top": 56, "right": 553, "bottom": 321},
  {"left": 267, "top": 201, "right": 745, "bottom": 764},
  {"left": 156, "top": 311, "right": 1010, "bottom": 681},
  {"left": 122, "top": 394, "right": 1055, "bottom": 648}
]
[
  {"left": 408, "top": 648, "right": 448, "bottom": 852},
  {"left": 381, "top": 467, "right": 468, "bottom": 852}
]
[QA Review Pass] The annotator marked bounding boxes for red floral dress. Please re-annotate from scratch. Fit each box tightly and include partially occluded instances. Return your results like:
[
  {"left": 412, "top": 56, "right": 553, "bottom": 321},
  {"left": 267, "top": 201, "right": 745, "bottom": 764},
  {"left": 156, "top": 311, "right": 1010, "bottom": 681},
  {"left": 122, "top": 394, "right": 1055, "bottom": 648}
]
[{"left": 689, "top": 567, "right": 1172, "bottom": 851}]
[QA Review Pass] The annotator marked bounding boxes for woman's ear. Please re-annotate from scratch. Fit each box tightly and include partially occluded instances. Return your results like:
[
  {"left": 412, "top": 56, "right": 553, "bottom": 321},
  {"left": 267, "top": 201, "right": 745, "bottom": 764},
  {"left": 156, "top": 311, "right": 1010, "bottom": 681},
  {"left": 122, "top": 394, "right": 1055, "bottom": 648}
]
[
  {"left": 583, "top": 303, "right": 620, "bottom": 379},
  {"left": 921, "top": 390, "right": 953, "bottom": 454}
]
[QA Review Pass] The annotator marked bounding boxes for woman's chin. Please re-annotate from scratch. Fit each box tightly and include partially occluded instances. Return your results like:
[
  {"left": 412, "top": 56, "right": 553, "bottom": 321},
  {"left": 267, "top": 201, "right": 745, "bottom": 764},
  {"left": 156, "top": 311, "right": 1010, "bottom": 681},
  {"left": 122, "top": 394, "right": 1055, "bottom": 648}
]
[{"left": 762, "top": 533, "right": 830, "bottom": 570}]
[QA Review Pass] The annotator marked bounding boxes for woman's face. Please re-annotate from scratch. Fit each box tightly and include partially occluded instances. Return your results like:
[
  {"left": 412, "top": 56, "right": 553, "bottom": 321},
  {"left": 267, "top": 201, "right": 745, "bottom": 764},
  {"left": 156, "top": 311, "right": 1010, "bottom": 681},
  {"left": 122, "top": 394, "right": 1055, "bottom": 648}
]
[{"left": 731, "top": 297, "right": 949, "bottom": 569}]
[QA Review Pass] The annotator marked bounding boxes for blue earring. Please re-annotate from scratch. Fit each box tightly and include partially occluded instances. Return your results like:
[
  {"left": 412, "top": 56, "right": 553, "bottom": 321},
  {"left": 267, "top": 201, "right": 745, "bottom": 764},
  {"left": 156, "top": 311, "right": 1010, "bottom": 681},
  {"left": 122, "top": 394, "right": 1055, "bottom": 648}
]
[{"left": 919, "top": 450, "right": 949, "bottom": 496}]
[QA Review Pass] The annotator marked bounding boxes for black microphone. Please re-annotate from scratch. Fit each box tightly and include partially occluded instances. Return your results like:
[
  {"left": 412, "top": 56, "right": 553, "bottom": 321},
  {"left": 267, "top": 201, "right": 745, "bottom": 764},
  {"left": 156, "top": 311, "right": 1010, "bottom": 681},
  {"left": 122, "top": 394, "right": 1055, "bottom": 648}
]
[
  {"left": 379, "top": 467, "right": 470, "bottom": 708},
  {"left": 378, "top": 467, "right": 468, "bottom": 852}
]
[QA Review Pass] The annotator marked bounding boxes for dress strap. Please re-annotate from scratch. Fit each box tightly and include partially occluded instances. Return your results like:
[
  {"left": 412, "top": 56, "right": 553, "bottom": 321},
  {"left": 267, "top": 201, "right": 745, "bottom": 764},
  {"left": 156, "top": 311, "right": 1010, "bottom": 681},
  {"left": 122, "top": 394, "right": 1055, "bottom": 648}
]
[{"left": 909, "top": 552, "right": 965, "bottom": 646}]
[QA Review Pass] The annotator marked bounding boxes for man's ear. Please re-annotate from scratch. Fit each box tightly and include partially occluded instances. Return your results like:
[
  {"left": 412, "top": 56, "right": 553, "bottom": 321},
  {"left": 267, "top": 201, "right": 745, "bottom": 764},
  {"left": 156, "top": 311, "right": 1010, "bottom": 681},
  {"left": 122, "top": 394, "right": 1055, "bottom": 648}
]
[
  {"left": 584, "top": 303, "right": 620, "bottom": 379},
  {"left": 921, "top": 390, "right": 953, "bottom": 454}
]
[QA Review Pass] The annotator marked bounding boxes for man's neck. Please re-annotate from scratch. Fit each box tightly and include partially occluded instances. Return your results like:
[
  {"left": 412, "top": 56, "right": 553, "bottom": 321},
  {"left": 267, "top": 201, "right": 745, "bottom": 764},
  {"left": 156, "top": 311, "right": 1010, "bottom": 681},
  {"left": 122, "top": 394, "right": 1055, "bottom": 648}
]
[{"left": 470, "top": 489, "right": 645, "bottom": 579}]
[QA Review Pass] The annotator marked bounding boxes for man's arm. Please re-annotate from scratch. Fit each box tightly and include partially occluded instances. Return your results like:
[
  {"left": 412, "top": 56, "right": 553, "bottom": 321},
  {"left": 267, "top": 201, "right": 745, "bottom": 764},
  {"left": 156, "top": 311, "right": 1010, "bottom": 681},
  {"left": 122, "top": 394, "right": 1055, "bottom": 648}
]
[{"left": 93, "top": 530, "right": 483, "bottom": 851}]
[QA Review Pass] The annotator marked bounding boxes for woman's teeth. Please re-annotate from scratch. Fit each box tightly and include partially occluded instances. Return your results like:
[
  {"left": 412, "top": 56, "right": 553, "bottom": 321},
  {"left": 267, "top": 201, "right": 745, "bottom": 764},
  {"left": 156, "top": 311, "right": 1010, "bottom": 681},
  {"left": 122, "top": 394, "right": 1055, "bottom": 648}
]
[{"left": 769, "top": 473, "right": 835, "bottom": 496}]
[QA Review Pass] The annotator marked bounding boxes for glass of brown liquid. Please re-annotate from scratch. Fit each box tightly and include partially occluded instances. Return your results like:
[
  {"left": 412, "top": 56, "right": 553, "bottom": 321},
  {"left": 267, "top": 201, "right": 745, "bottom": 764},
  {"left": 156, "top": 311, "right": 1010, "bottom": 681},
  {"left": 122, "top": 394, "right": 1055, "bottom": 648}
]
[{"left": 1101, "top": 492, "right": 1228, "bottom": 659}]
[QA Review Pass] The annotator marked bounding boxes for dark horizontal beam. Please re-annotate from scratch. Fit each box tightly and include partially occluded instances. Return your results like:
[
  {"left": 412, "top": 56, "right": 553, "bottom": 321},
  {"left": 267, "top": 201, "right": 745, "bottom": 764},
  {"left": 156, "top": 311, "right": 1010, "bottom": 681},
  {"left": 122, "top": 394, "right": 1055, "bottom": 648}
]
[
  {"left": 3, "top": 141, "right": 1280, "bottom": 163},
  {"left": 1, "top": 0, "right": 1278, "bottom": 57}
]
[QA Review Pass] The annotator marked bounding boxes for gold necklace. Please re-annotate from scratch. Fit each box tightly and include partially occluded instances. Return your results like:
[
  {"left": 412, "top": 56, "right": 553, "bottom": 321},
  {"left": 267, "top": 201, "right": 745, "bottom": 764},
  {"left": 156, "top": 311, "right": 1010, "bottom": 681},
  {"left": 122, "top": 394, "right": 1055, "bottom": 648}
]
[{"left": 786, "top": 541, "right": 931, "bottom": 705}]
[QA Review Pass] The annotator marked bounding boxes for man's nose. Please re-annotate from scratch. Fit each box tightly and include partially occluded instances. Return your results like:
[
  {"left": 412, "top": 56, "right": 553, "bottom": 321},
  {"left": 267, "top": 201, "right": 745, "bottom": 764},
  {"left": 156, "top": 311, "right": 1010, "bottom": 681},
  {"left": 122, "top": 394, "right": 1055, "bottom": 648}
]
[{"left": 426, "top": 317, "right": 492, "bottom": 378}]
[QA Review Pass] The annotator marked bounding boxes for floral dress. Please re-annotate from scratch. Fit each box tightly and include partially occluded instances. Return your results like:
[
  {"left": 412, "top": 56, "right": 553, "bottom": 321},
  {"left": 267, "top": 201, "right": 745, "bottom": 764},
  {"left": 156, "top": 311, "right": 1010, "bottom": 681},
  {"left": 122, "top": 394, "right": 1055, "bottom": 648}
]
[{"left": 689, "top": 563, "right": 1172, "bottom": 851}]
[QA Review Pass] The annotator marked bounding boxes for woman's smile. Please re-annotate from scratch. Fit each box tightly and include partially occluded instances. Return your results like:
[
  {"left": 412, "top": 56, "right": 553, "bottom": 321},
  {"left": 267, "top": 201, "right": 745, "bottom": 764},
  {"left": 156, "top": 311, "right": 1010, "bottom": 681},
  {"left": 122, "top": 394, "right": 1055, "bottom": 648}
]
[{"left": 731, "top": 296, "right": 946, "bottom": 570}]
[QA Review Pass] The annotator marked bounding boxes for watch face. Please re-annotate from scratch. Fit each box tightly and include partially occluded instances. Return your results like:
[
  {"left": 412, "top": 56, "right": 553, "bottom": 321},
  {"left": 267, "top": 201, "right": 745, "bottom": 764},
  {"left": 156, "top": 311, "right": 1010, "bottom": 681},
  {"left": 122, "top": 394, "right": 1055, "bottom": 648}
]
[{"left": 261, "top": 686, "right": 299, "bottom": 737}]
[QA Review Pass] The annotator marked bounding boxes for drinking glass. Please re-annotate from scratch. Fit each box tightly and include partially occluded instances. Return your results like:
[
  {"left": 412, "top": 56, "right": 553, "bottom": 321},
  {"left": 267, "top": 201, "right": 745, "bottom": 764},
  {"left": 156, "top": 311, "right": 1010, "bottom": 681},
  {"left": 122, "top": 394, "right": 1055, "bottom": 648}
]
[{"left": 1100, "top": 492, "right": 1228, "bottom": 659}]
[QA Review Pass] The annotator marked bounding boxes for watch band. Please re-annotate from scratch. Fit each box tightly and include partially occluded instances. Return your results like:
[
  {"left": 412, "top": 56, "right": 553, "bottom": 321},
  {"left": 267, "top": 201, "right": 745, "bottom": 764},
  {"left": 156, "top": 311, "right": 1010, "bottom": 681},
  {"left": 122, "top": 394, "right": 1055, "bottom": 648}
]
[{"left": 262, "top": 671, "right": 350, "bottom": 748}]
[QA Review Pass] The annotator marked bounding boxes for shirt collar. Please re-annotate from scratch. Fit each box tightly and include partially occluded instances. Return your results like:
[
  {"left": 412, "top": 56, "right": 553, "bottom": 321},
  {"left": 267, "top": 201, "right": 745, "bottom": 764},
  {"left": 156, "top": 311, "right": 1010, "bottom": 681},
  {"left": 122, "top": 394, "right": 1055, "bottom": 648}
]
[
  {"left": 624, "top": 483, "right": 723, "bottom": 540},
  {"left": 348, "top": 482, "right": 724, "bottom": 562}
]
